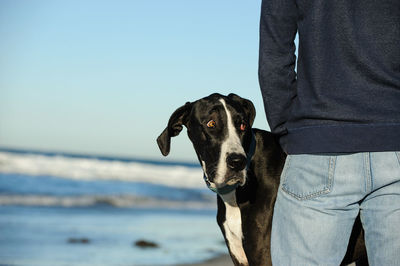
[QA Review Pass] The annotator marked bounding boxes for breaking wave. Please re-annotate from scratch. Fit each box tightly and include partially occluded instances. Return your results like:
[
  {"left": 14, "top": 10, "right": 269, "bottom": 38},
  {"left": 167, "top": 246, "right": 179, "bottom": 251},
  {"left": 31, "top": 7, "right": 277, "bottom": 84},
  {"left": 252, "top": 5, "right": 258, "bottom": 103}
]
[{"left": 0, "top": 151, "right": 204, "bottom": 189}]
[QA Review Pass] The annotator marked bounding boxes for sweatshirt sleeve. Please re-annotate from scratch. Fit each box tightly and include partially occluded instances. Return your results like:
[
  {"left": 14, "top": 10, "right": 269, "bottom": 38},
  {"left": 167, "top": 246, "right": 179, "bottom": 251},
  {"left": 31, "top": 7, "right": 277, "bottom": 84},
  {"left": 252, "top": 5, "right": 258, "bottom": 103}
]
[{"left": 258, "top": 0, "right": 298, "bottom": 136}]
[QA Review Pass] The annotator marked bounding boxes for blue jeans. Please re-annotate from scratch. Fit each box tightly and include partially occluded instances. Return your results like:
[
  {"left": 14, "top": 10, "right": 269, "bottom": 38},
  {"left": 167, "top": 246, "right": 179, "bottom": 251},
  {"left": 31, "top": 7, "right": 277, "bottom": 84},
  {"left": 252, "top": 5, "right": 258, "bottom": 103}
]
[{"left": 271, "top": 152, "right": 400, "bottom": 266}]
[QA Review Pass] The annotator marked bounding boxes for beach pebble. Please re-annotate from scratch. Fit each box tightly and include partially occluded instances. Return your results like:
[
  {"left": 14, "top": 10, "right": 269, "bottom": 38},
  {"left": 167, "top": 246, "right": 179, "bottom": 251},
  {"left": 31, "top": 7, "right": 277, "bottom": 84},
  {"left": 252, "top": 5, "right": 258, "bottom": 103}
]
[
  {"left": 67, "top": 237, "right": 90, "bottom": 244},
  {"left": 134, "top": 239, "right": 159, "bottom": 248}
]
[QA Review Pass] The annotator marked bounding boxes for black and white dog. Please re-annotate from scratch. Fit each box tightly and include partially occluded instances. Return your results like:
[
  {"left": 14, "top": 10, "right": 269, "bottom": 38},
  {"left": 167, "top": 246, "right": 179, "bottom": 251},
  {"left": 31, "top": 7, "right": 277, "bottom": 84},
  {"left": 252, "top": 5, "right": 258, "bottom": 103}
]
[{"left": 157, "top": 93, "right": 367, "bottom": 266}]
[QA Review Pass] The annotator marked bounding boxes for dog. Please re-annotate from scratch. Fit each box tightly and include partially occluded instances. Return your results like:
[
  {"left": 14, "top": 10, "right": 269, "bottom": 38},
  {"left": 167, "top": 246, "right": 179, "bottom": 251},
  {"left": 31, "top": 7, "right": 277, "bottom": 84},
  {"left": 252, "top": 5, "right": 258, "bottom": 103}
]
[{"left": 157, "top": 93, "right": 367, "bottom": 266}]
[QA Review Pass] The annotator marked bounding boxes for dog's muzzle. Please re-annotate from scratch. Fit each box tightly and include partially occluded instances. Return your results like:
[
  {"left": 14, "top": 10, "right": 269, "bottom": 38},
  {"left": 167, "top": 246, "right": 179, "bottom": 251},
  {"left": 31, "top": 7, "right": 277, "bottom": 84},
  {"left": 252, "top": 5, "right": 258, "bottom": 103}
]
[{"left": 203, "top": 131, "right": 256, "bottom": 195}]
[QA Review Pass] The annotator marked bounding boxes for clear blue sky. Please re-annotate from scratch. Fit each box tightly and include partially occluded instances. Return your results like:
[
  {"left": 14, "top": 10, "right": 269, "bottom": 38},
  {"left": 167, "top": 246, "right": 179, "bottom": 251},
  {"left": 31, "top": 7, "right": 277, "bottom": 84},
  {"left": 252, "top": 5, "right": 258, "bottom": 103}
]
[{"left": 0, "top": 0, "right": 297, "bottom": 162}]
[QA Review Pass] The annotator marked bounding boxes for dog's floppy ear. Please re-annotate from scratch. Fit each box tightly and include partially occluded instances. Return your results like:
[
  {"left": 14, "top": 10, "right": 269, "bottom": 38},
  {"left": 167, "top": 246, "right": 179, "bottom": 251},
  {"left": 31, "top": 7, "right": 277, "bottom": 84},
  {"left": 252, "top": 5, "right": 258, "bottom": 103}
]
[
  {"left": 228, "top": 93, "right": 256, "bottom": 126},
  {"left": 157, "top": 102, "right": 192, "bottom": 156}
]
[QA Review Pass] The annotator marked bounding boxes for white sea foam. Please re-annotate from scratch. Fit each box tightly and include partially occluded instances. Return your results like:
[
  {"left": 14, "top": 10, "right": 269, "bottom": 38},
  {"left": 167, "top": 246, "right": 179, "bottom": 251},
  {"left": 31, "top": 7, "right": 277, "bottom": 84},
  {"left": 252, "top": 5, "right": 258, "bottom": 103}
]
[
  {"left": 0, "top": 152, "right": 204, "bottom": 189},
  {"left": 0, "top": 194, "right": 215, "bottom": 209}
]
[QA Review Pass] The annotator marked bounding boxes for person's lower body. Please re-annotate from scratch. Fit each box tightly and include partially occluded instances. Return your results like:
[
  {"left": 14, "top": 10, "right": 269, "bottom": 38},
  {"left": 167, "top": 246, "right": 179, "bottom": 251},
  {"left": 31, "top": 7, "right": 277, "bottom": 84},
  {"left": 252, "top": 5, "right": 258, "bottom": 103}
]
[{"left": 270, "top": 152, "right": 400, "bottom": 266}]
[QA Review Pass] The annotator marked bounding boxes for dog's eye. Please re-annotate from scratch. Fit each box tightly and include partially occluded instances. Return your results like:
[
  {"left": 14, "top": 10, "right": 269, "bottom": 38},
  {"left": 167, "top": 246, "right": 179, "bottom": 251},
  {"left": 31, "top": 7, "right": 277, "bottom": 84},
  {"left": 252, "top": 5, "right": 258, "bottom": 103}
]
[
  {"left": 207, "top": 120, "right": 216, "bottom": 128},
  {"left": 240, "top": 123, "right": 246, "bottom": 131}
]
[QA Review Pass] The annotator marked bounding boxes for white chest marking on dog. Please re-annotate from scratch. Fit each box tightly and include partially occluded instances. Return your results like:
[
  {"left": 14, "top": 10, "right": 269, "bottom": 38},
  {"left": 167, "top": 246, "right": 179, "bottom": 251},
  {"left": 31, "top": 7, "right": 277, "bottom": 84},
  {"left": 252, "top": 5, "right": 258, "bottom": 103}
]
[
  {"left": 221, "top": 191, "right": 248, "bottom": 265},
  {"left": 215, "top": 99, "right": 246, "bottom": 184},
  {"left": 201, "top": 160, "right": 207, "bottom": 174}
]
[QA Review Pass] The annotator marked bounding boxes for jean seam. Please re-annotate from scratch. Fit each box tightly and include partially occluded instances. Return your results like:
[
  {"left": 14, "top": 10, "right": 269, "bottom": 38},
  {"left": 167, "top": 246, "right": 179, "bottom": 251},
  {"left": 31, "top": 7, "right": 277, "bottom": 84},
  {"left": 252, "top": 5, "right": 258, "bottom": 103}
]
[
  {"left": 396, "top": 152, "right": 400, "bottom": 167},
  {"left": 327, "top": 156, "right": 336, "bottom": 194},
  {"left": 282, "top": 156, "right": 336, "bottom": 201},
  {"left": 364, "top": 153, "right": 372, "bottom": 192},
  {"left": 280, "top": 155, "right": 291, "bottom": 187}
]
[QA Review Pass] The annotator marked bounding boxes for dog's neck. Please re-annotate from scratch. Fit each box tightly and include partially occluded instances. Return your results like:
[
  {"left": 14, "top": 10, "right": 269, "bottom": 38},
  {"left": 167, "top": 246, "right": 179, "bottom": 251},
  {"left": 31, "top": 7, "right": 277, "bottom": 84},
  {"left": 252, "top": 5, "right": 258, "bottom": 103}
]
[{"left": 245, "top": 130, "right": 256, "bottom": 168}]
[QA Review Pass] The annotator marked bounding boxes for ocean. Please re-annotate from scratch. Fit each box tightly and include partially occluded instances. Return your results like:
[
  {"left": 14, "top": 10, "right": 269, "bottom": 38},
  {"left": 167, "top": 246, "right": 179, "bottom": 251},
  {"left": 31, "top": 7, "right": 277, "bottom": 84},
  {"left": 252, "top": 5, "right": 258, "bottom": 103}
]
[{"left": 0, "top": 149, "right": 228, "bottom": 266}]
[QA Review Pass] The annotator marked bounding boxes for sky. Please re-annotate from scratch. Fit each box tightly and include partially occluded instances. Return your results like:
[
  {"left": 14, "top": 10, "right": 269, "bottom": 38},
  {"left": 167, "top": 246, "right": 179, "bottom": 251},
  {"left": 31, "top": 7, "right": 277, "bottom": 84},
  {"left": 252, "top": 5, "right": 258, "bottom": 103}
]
[{"left": 0, "top": 0, "right": 297, "bottom": 162}]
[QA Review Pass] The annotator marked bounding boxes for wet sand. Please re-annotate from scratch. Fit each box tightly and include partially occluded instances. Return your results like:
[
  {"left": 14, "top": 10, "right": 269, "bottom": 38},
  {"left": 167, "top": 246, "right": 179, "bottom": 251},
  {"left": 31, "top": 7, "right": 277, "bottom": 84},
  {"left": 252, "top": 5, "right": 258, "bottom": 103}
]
[{"left": 183, "top": 254, "right": 233, "bottom": 266}]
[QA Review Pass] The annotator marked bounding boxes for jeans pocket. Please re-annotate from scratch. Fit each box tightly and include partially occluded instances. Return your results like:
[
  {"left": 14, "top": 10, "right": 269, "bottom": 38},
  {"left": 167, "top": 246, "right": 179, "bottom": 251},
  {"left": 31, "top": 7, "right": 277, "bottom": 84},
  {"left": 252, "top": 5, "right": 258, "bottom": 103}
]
[{"left": 281, "top": 154, "right": 336, "bottom": 200}]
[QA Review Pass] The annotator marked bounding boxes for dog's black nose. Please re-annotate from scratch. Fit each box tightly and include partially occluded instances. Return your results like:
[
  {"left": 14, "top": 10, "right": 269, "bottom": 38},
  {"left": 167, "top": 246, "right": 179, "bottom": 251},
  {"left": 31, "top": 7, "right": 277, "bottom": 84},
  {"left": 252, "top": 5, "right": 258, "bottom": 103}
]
[{"left": 226, "top": 153, "right": 247, "bottom": 171}]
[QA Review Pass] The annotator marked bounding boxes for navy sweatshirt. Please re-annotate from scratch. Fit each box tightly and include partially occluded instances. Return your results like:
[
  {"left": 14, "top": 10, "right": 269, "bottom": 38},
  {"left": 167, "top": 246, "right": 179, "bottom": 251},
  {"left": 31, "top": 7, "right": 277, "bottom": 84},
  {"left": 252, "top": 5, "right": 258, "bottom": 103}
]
[{"left": 258, "top": 0, "right": 400, "bottom": 154}]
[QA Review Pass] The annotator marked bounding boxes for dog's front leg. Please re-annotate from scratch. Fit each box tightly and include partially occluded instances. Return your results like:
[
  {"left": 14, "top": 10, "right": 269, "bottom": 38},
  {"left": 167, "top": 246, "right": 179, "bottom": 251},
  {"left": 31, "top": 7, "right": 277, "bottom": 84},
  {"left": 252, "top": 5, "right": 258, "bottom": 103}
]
[{"left": 217, "top": 193, "right": 249, "bottom": 266}]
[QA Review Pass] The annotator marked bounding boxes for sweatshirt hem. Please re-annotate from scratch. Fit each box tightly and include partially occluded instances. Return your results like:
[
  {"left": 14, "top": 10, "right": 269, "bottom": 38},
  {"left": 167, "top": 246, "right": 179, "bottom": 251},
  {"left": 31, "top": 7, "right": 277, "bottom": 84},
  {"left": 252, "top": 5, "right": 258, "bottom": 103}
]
[{"left": 280, "top": 123, "right": 400, "bottom": 154}]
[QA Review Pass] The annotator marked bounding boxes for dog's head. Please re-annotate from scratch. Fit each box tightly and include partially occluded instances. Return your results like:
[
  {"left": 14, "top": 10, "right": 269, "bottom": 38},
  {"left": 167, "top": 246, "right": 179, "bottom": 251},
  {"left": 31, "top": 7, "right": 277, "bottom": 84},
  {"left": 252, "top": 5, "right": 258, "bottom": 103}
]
[{"left": 157, "top": 93, "right": 256, "bottom": 194}]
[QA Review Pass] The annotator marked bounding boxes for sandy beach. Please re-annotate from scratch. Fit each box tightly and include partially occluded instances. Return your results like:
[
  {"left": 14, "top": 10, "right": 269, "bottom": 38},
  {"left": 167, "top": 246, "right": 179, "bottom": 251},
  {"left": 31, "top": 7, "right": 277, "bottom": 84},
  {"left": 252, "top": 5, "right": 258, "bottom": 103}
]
[{"left": 182, "top": 254, "right": 233, "bottom": 266}]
